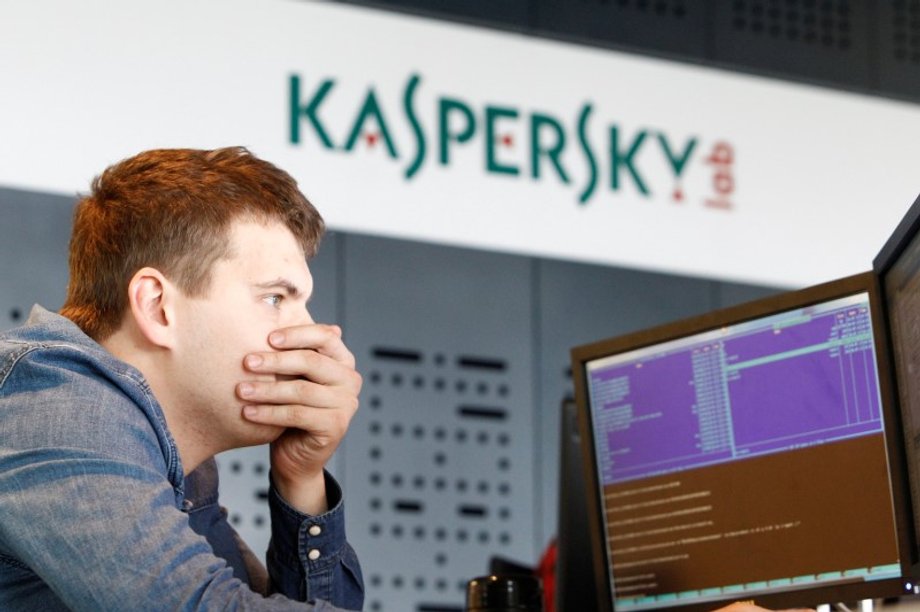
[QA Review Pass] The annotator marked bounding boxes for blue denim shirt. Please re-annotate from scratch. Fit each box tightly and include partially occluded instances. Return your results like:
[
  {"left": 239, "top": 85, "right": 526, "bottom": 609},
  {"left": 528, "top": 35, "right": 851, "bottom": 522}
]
[{"left": 0, "top": 307, "right": 364, "bottom": 611}]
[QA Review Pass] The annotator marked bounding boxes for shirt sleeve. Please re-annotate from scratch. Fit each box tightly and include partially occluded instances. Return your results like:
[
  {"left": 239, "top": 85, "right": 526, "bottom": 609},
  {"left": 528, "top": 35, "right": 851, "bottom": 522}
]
[
  {"left": 183, "top": 462, "right": 364, "bottom": 610},
  {"left": 266, "top": 471, "right": 365, "bottom": 611}
]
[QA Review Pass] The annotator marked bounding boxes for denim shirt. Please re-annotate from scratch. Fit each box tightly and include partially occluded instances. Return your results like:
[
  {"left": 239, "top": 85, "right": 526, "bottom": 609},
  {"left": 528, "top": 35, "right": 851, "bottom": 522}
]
[{"left": 0, "top": 307, "right": 364, "bottom": 611}]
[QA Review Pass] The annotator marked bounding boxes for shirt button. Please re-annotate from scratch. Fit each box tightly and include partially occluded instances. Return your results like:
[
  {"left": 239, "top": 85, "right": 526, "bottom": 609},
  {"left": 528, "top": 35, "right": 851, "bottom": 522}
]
[
  {"left": 308, "top": 549, "right": 321, "bottom": 561},
  {"left": 308, "top": 525, "right": 322, "bottom": 536}
]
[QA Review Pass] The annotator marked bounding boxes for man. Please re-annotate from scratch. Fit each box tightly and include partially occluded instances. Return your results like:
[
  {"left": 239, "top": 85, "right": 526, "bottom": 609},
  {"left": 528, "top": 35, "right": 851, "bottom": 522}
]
[{"left": 0, "top": 148, "right": 363, "bottom": 610}]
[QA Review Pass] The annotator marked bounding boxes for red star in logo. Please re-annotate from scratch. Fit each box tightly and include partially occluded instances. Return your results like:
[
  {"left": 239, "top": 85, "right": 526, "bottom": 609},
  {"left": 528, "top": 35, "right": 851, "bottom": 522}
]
[
  {"left": 500, "top": 134, "right": 513, "bottom": 148},
  {"left": 673, "top": 187, "right": 684, "bottom": 202},
  {"left": 365, "top": 132, "right": 379, "bottom": 147}
]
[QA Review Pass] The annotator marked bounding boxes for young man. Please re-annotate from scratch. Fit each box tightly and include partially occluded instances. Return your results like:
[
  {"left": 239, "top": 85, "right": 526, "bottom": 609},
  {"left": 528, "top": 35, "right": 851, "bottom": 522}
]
[{"left": 0, "top": 148, "right": 363, "bottom": 610}]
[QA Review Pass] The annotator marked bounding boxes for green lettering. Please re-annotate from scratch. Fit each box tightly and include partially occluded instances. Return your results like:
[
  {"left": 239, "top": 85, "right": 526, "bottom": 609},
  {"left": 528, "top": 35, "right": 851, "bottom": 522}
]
[
  {"left": 485, "top": 106, "right": 519, "bottom": 176},
  {"left": 344, "top": 89, "right": 398, "bottom": 158},
  {"left": 610, "top": 127, "right": 649, "bottom": 196},
  {"left": 576, "top": 104, "right": 597, "bottom": 205},
  {"left": 289, "top": 74, "right": 335, "bottom": 149},
  {"left": 438, "top": 98, "right": 476, "bottom": 165},
  {"left": 403, "top": 74, "right": 426, "bottom": 180},
  {"left": 657, "top": 133, "right": 697, "bottom": 179},
  {"left": 530, "top": 113, "right": 570, "bottom": 184}
]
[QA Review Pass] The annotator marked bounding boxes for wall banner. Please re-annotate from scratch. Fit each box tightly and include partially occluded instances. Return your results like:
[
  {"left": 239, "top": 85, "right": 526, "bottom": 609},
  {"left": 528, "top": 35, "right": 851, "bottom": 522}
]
[{"left": 2, "top": 0, "right": 919, "bottom": 286}]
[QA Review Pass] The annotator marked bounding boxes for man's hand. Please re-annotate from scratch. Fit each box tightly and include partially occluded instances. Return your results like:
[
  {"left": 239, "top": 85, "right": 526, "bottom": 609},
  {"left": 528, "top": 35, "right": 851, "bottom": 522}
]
[{"left": 237, "top": 323, "right": 361, "bottom": 515}]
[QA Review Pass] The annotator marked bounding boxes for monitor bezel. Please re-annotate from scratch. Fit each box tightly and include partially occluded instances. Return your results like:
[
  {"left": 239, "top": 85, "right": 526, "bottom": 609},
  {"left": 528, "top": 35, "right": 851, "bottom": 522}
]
[
  {"left": 874, "top": 192, "right": 920, "bottom": 277},
  {"left": 874, "top": 191, "right": 920, "bottom": 580},
  {"left": 556, "top": 398, "right": 599, "bottom": 612},
  {"left": 571, "top": 271, "right": 918, "bottom": 612}
]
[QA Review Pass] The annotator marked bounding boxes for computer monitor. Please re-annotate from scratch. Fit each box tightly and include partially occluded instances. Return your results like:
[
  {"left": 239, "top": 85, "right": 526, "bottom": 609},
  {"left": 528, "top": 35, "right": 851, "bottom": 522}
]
[
  {"left": 571, "top": 272, "right": 919, "bottom": 612},
  {"left": 556, "top": 398, "right": 598, "bottom": 612},
  {"left": 875, "top": 192, "right": 920, "bottom": 569}
]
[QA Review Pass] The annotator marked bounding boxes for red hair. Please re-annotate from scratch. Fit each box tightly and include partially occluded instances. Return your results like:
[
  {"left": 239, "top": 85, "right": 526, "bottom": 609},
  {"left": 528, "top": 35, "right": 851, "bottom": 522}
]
[{"left": 60, "top": 147, "right": 324, "bottom": 340}]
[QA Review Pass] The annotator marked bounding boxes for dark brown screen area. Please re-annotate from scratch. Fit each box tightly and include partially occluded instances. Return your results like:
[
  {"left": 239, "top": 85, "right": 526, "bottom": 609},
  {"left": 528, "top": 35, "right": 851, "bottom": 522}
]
[{"left": 605, "top": 434, "right": 899, "bottom": 600}]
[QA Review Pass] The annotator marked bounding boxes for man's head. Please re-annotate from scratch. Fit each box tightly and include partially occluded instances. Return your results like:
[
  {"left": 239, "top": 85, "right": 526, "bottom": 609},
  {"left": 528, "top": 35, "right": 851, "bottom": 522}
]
[
  {"left": 60, "top": 147, "right": 324, "bottom": 340},
  {"left": 59, "top": 148, "right": 329, "bottom": 463}
]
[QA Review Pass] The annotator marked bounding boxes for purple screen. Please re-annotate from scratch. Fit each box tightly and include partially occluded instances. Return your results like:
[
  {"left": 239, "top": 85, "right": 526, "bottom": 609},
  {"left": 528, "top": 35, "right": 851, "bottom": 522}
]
[{"left": 586, "top": 293, "right": 883, "bottom": 486}]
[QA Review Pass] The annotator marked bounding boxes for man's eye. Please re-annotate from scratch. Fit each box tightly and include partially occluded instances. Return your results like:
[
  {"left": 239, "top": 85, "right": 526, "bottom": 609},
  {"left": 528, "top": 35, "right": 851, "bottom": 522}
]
[{"left": 263, "top": 295, "right": 283, "bottom": 307}]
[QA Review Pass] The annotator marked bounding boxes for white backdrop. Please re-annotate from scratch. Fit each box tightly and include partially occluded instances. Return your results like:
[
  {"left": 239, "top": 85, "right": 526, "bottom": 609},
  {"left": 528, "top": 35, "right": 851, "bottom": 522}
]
[{"left": 2, "top": 0, "right": 919, "bottom": 287}]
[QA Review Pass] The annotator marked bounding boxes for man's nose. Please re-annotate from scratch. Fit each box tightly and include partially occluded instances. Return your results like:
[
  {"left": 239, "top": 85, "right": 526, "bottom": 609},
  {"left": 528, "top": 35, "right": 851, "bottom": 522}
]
[{"left": 299, "top": 308, "right": 315, "bottom": 326}]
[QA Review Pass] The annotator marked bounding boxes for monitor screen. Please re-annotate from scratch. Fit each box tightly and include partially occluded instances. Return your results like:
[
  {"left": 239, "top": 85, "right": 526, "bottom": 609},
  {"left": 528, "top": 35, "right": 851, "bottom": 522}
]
[
  {"left": 875, "top": 193, "right": 920, "bottom": 566},
  {"left": 571, "top": 273, "right": 918, "bottom": 612}
]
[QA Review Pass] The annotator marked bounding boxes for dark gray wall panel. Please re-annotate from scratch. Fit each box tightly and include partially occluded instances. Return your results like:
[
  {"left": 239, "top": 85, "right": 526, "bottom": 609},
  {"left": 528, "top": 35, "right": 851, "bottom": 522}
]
[
  {"left": 877, "top": 1, "right": 920, "bottom": 100},
  {"left": 339, "top": 0, "right": 920, "bottom": 104},
  {"left": 710, "top": 0, "right": 872, "bottom": 89},
  {"left": 358, "top": 0, "right": 532, "bottom": 28},
  {"left": 341, "top": 234, "right": 537, "bottom": 612},
  {"left": 714, "top": 278, "right": 782, "bottom": 309},
  {"left": 535, "top": 0, "right": 707, "bottom": 58},
  {"left": 0, "top": 187, "right": 74, "bottom": 332}
]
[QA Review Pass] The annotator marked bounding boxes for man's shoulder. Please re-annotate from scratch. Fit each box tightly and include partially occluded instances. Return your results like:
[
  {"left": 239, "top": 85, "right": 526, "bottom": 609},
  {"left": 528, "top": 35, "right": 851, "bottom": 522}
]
[
  {"left": 0, "top": 306, "right": 132, "bottom": 393},
  {"left": 0, "top": 305, "right": 96, "bottom": 360},
  {"left": 0, "top": 306, "right": 179, "bottom": 478}
]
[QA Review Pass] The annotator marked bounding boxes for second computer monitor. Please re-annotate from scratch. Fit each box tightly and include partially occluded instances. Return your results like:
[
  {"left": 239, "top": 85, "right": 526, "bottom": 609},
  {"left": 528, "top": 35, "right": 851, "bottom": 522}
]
[{"left": 572, "top": 272, "right": 918, "bottom": 612}]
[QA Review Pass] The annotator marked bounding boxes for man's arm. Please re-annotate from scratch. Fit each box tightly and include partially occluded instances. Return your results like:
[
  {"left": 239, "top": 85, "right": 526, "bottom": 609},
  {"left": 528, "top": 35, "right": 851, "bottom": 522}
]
[
  {"left": 265, "top": 471, "right": 363, "bottom": 607},
  {"left": 237, "top": 322, "right": 364, "bottom": 608},
  {"left": 184, "top": 459, "right": 361, "bottom": 608}
]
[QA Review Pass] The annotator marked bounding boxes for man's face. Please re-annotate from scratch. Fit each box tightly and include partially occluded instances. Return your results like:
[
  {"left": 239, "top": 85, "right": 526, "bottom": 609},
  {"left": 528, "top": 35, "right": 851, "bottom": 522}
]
[{"left": 170, "top": 218, "right": 315, "bottom": 450}]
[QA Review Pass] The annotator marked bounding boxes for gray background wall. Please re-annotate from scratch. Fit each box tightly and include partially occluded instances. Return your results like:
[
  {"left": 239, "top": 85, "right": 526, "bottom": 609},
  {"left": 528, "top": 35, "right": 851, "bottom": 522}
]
[{"left": 0, "top": 185, "right": 781, "bottom": 611}]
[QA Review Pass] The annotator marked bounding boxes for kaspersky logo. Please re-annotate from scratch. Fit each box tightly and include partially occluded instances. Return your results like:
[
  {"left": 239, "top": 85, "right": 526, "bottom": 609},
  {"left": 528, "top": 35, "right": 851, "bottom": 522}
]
[{"left": 289, "top": 73, "right": 735, "bottom": 210}]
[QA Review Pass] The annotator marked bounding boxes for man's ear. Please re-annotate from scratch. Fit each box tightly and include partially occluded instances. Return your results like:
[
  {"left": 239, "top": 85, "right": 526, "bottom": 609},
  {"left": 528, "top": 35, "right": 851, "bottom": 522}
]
[{"left": 127, "top": 267, "right": 178, "bottom": 349}]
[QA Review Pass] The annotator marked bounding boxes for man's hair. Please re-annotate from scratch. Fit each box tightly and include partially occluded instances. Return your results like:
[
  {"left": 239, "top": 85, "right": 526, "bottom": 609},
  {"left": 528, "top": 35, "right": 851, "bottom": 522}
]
[{"left": 60, "top": 147, "right": 324, "bottom": 340}]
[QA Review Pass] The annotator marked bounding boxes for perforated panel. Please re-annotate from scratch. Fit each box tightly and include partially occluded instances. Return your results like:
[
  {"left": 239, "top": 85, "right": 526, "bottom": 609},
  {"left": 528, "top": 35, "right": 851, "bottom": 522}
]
[
  {"left": 0, "top": 187, "right": 73, "bottom": 333},
  {"left": 343, "top": 0, "right": 920, "bottom": 105},
  {"left": 711, "top": 0, "right": 871, "bottom": 87},
  {"left": 877, "top": 0, "right": 920, "bottom": 99},
  {"left": 341, "top": 234, "right": 536, "bottom": 612},
  {"left": 535, "top": 0, "right": 706, "bottom": 58},
  {"left": 215, "top": 445, "right": 273, "bottom": 553},
  {"left": 727, "top": 0, "right": 855, "bottom": 48},
  {"left": 888, "top": 1, "right": 920, "bottom": 65}
]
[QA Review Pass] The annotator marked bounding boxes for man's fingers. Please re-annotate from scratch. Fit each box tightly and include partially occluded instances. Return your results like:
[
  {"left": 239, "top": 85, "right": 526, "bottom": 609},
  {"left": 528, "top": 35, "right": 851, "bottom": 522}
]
[
  {"left": 238, "top": 377, "right": 359, "bottom": 411},
  {"left": 246, "top": 349, "right": 329, "bottom": 380},
  {"left": 243, "top": 403, "right": 306, "bottom": 428},
  {"left": 242, "top": 402, "right": 354, "bottom": 438},
  {"left": 245, "top": 349, "right": 361, "bottom": 389},
  {"left": 268, "top": 324, "right": 352, "bottom": 364}
]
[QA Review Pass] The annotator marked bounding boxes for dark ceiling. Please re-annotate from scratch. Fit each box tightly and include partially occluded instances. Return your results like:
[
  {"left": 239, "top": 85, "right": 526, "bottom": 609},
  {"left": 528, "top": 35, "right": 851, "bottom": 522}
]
[{"left": 333, "top": 0, "right": 920, "bottom": 104}]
